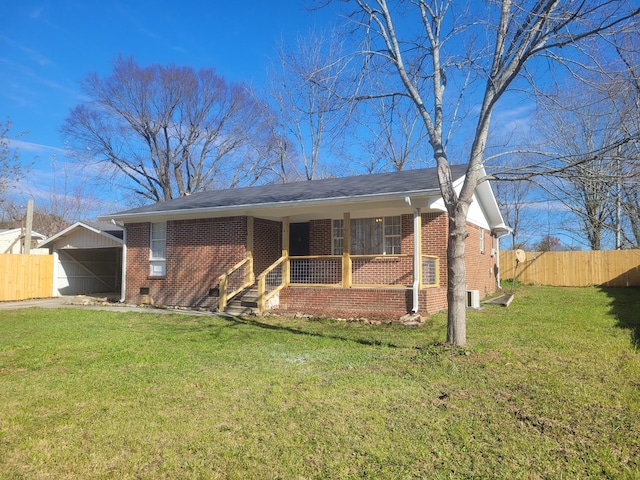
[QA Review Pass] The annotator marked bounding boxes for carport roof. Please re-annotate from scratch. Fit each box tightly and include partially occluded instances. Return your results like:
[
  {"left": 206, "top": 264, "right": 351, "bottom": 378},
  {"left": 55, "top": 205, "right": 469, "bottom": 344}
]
[{"left": 38, "top": 221, "right": 124, "bottom": 248}]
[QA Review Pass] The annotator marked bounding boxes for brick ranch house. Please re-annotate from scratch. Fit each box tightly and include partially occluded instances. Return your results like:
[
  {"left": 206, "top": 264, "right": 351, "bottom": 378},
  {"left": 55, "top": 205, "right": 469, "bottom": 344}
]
[{"left": 100, "top": 165, "right": 509, "bottom": 319}]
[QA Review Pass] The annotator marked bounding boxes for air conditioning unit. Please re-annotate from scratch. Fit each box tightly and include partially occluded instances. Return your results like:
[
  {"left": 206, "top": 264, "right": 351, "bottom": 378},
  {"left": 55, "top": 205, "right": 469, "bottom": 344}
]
[{"left": 467, "top": 290, "right": 480, "bottom": 309}]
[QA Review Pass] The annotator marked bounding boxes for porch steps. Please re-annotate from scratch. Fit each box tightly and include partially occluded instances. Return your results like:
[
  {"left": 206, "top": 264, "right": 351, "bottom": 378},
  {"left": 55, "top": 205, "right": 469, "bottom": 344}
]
[{"left": 224, "top": 288, "right": 259, "bottom": 316}]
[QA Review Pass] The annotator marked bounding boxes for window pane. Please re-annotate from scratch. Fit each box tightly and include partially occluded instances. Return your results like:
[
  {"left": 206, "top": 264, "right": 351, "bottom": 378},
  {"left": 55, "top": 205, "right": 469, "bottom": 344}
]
[
  {"left": 151, "top": 222, "right": 166, "bottom": 239},
  {"left": 150, "top": 222, "right": 167, "bottom": 259}
]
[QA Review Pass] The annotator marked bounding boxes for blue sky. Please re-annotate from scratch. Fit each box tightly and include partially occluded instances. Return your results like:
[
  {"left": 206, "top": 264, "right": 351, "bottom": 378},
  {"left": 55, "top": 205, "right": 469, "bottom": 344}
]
[
  {"left": 1, "top": 1, "right": 340, "bottom": 214},
  {"left": 1, "top": 1, "right": 589, "bottom": 248}
]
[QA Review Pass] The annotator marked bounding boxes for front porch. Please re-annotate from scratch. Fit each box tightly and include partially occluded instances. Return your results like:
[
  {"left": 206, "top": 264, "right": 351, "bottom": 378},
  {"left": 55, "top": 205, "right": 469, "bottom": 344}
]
[{"left": 217, "top": 214, "right": 442, "bottom": 316}]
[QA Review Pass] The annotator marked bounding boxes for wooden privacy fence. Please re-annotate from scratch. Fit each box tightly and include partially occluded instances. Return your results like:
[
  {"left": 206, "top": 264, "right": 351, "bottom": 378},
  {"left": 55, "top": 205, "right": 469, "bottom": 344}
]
[
  {"left": 0, "top": 254, "right": 54, "bottom": 301},
  {"left": 501, "top": 250, "right": 640, "bottom": 287}
]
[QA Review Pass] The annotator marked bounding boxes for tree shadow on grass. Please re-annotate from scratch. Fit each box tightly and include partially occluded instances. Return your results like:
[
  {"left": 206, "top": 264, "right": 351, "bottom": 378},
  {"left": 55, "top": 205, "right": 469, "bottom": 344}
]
[
  {"left": 599, "top": 287, "right": 640, "bottom": 349},
  {"left": 215, "top": 314, "right": 455, "bottom": 352},
  {"left": 220, "top": 314, "right": 406, "bottom": 349}
]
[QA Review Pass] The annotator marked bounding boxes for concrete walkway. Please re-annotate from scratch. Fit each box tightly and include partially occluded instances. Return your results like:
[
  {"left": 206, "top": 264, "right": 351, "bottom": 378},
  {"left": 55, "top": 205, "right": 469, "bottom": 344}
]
[{"left": 0, "top": 295, "right": 218, "bottom": 316}]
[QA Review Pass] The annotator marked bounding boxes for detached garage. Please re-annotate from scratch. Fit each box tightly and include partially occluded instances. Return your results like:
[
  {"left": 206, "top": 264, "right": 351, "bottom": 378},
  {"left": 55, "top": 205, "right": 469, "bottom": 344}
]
[{"left": 39, "top": 221, "right": 124, "bottom": 297}]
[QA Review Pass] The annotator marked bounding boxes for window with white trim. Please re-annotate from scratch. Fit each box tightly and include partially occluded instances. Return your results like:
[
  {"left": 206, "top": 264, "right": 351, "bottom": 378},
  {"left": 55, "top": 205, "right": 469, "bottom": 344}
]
[
  {"left": 150, "top": 222, "right": 167, "bottom": 276},
  {"left": 332, "top": 216, "right": 401, "bottom": 255},
  {"left": 479, "top": 227, "right": 485, "bottom": 254}
]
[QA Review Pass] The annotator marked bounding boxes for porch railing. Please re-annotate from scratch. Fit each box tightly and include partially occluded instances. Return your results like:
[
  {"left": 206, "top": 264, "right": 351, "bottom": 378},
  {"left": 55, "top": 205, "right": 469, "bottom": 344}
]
[
  {"left": 422, "top": 255, "right": 439, "bottom": 287},
  {"left": 218, "top": 256, "right": 254, "bottom": 311},
  {"left": 289, "top": 256, "right": 343, "bottom": 285},
  {"left": 271, "top": 254, "right": 440, "bottom": 288},
  {"left": 252, "top": 253, "right": 440, "bottom": 312},
  {"left": 256, "top": 255, "right": 288, "bottom": 311}
]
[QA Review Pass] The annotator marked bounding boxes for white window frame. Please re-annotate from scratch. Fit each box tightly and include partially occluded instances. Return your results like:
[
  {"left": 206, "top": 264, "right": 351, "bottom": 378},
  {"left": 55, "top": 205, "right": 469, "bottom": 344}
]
[
  {"left": 479, "top": 227, "right": 485, "bottom": 254},
  {"left": 150, "top": 222, "right": 167, "bottom": 276}
]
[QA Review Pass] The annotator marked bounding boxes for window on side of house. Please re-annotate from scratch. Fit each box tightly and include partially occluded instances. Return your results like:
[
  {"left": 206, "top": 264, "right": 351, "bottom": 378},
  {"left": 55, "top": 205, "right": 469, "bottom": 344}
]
[
  {"left": 150, "top": 222, "right": 167, "bottom": 276},
  {"left": 332, "top": 216, "right": 401, "bottom": 255},
  {"left": 479, "top": 227, "right": 485, "bottom": 254}
]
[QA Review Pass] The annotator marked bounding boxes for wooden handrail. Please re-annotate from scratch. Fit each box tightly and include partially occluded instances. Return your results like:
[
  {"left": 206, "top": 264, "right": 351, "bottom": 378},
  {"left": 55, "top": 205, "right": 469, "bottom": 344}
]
[
  {"left": 218, "top": 256, "right": 254, "bottom": 311},
  {"left": 218, "top": 256, "right": 252, "bottom": 282},
  {"left": 256, "top": 254, "right": 288, "bottom": 312}
]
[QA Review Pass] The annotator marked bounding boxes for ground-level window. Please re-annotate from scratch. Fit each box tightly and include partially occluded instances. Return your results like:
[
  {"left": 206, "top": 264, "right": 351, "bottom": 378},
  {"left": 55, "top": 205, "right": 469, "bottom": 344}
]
[
  {"left": 150, "top": 222, "right": 166, "bottom": 276},
  {"left": 332, "top": 216, "right": 401, "bottom": 255}
]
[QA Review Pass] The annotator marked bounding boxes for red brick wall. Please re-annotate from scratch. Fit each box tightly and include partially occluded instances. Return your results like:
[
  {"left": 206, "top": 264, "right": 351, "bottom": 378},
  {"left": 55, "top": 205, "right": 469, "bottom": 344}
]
[
  {"left": 124, "top": 210, "right": 496, "bottom": 315},
  {"left": 278, "top": 286, "right": 448, "bottom": 318},
  {"left": 465, "top": 224, "right": 497, "bottom": 296},
  {"left": 421, "top": 212, "right": 449, "bottom": 288},
  {"left": 125, "top": 217, "right": 247, "bottom": 308},
  {"left": 309, "top": 219, "right": 332, "bottom": 255},
  {"left": 253, "top": 218, "right": 282, "bottom": 276}
]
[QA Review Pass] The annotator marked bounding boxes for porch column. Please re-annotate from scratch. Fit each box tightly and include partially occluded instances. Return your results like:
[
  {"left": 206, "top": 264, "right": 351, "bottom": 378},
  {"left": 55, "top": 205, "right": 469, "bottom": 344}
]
[
  {"left": 342, "top": 212, "right": 352, "bottom": 288},
  {"left": 282, "top": 216, "right": 290, "bottom": 285},
  {"left": 246, "top": 216, "right": 255, "bottom": 284}
]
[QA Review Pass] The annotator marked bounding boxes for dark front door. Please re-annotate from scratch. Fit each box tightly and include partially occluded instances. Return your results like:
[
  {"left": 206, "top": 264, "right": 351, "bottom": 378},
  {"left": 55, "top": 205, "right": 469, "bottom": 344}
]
[
  {"left": 289, "top": 222, "right": 310, "bottom": 256},
  {"left": 289, "top": 222, "right": 310, "bottom": 283}
]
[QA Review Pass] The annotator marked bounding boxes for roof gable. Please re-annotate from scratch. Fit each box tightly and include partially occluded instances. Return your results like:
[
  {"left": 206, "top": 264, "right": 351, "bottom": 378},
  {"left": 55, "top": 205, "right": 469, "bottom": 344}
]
[{"left": 38, "top": 221, "right": 124, "bottom": 249}]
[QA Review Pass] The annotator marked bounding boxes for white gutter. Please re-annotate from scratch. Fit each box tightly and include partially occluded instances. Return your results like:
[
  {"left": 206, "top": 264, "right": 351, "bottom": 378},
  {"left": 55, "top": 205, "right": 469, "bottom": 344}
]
[
  {"left": 405, "top": 197, "right": 420, "bottom": 314},
  {"left": 495, "top": 230, "right": 512, "bottom": 289}
]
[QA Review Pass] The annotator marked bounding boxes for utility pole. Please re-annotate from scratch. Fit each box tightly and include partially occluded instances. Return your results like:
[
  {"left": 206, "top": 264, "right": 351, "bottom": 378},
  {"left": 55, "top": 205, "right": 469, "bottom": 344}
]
[{"left": 23, "top": 199, "right": 34, "bottom": 254}]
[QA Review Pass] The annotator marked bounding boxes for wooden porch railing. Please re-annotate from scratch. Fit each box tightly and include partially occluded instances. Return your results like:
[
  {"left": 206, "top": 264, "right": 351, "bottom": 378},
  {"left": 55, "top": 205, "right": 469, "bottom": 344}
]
[
  {"left": 218, "top": 256, "right": 254, "bottom": 311},
  {"left": 254, "top": 253, "right": 440, "bottom": 312},
  {"left": 256, "top": 254, "right": 288, "bottom": 312}
]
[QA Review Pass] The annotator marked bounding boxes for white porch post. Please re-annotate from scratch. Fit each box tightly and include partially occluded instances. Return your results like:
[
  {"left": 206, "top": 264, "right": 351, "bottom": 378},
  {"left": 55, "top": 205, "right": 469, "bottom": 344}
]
[{"left": 405, "top": 197, "right": 422, "bottom": 313}]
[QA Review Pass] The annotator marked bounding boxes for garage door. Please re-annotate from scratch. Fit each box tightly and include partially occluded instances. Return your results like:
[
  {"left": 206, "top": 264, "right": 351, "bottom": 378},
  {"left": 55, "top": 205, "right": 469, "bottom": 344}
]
[{"left": 56, "top": 248, "right": 122, "bottom": 295}]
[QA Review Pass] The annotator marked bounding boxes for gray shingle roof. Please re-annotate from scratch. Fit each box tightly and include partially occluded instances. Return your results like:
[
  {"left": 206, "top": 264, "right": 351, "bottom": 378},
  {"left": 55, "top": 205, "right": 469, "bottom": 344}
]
[
  {"left": 107, "top": 165, "right": 467, "bottom": 218},
  {"left": 81, "top": 220, "right": 124, "bottom": 240}
]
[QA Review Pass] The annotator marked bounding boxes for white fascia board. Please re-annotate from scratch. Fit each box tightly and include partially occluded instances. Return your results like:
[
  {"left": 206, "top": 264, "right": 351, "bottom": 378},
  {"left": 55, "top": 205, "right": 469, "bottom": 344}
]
[
  {"left": 99, "top": 188, "right": 443, "bottom": 224},
  {"left": 38, "top": 222, "right": 86, "bottom": 248},
  {"left": 426, "top": 169, "right": 508, "bottom": 231}
]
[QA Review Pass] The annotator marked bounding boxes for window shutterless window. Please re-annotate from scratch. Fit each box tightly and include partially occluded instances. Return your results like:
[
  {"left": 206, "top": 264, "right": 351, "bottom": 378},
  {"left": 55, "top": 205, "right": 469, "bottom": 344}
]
[
  {"left": 479, "top": 227, "right": 485, "bottom": 254},
  {"left": 149, "top": 222, "right": 167, "bottom": 276},
  {"left": 332, "top": 216, "right": 401, "bottom": 255}
]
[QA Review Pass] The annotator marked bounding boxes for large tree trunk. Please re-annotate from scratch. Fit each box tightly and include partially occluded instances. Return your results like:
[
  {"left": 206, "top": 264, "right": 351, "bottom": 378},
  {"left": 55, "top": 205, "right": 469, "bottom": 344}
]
[{"left": 446, "top": 201, "right": 470, "bottom": 346}]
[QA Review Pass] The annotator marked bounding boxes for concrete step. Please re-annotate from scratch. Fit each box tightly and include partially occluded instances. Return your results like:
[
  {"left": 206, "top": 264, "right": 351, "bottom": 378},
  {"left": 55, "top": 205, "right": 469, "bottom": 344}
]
[{"left": 224, "top": 288, "right": 258, "bottom": 315}]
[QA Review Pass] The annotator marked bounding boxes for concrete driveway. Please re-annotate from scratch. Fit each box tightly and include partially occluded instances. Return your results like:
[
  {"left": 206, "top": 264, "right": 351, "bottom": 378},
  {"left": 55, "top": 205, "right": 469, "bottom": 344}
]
[{"left": 0, "top": 296, "right": 218, "bottom": 316}]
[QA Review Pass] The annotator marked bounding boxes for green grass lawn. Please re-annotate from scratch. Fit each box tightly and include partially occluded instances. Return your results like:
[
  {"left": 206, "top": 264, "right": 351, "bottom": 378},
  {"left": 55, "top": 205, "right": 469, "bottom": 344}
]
[{"left": 0, "top": 286, "right": 638, "bottom": 479}]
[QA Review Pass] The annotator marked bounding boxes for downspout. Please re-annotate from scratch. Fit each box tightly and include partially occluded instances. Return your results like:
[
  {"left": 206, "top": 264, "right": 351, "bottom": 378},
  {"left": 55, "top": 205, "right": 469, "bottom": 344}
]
[
  {"left": 405, "top": 197, "right": 420, "bottom": 314},
  {"left": 114, "top": 220, "right": 127, "bottom": 303},
  {"left": 495, "top": 231, "right": 511, "bottom": 289}
]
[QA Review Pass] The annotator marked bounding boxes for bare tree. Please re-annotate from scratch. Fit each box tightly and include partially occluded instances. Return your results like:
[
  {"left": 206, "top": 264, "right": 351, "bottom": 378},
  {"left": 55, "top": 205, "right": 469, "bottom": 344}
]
[
  {"left": 337, "top": 0, "right": 639, "bottom": 345},
  {"left": 0, "top": 119, "right": 30, "bottom": 206},
  {"left": 536, "top": 85, "right": 622, "bottom": 250},
  {"left": 494, "top": 173, "right": 533, "bottom": 250},
  {"left": 62, "top": 56, "right": 279, "bottom": 202},
  {"left": 614, "top": 43, "right": 640, "bottom": 248},
  {"left": 266, "top": 28, "right": 354, "bottom": 180},
  {"left": 527, "top": 41, "right": 640, "bottom": 250},
  {"left": 353, "top": 90, "right": 432, "bottom": 173}
]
